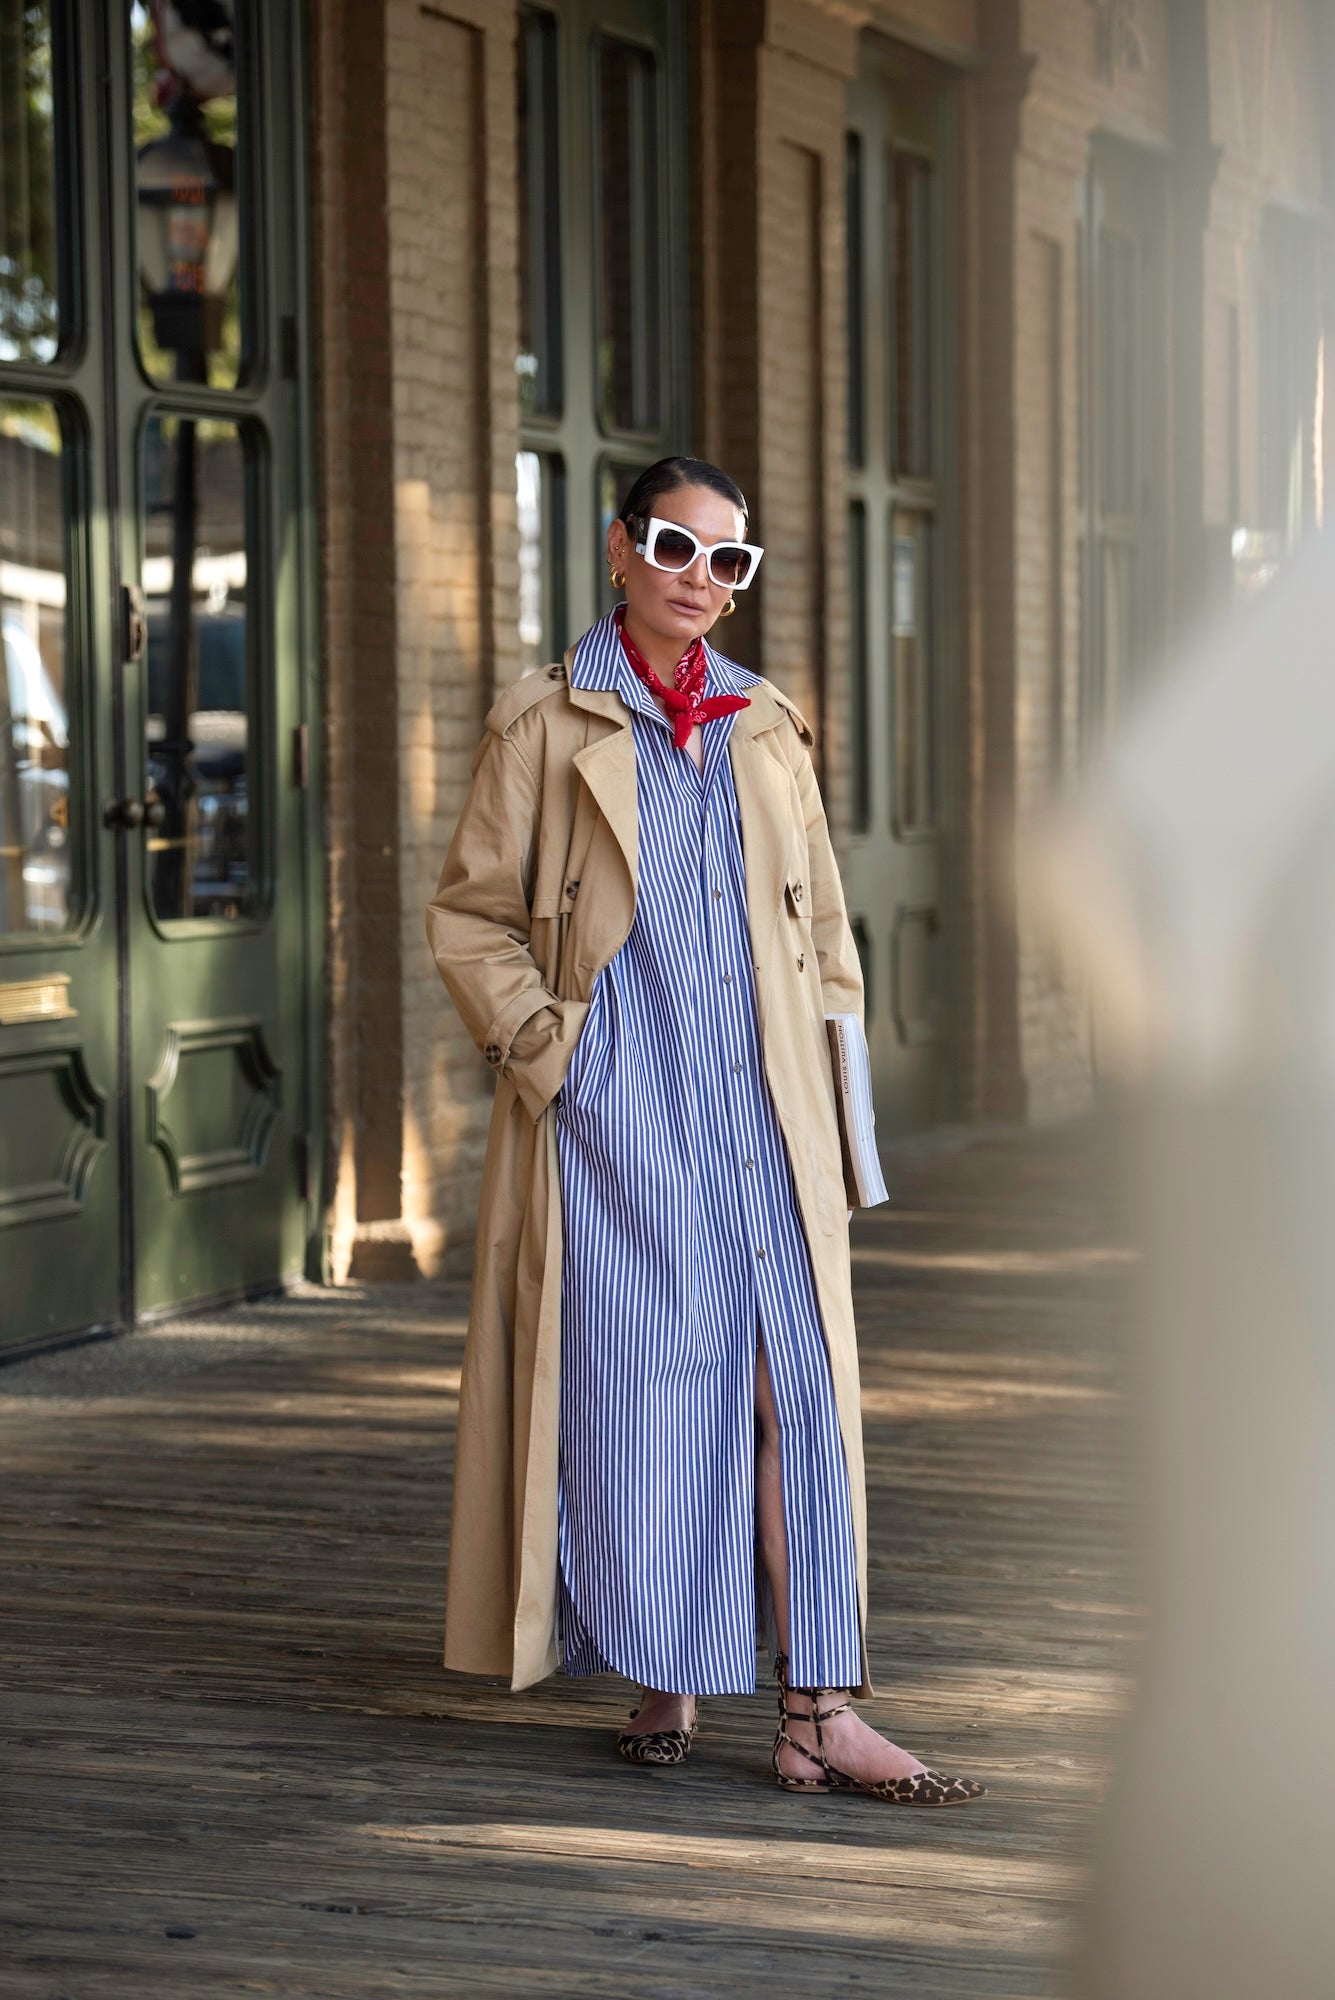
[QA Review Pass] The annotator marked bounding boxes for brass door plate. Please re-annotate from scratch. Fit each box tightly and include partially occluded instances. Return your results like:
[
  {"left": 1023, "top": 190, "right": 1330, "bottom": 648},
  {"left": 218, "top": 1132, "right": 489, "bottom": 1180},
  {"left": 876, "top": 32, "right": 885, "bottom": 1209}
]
[{"left": 0, "top": 973, "right": 79, "bottom": 1026}]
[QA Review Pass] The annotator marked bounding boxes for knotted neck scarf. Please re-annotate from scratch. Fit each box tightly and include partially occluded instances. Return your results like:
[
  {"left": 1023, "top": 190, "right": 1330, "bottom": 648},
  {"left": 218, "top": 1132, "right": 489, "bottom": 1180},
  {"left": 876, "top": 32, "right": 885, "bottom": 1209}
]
[{"left": 614, "top": 603, "right": 751, "bottom": 752}]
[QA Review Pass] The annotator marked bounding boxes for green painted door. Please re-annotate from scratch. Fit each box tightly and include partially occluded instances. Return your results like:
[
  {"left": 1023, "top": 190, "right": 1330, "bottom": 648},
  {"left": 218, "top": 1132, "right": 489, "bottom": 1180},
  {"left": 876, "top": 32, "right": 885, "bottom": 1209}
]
[{"left": 0, "top": 1, "right": 318, "bottom": 1353}]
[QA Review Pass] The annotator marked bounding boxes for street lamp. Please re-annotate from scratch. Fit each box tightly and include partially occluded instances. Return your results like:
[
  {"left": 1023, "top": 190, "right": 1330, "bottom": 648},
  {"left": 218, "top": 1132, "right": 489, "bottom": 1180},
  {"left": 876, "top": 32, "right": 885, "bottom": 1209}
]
[{"left": 135, "top": 91, "right": 238, "bottom": 365}]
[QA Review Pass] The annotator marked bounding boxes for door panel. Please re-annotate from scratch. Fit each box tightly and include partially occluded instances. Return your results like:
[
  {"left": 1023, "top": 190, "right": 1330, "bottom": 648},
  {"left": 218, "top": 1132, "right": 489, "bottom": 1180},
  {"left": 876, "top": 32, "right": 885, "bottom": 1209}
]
[
  {"left": 0, "top": 0, "right": 314, "bottom": 1349},
  {"left": 844, "top": 46, "right": 956, "bottom": 1136},
  {"left": 115, "top": 1, "right": 310, "bottom": 1319},
  {"left": 0, "top": 0, "right": 123, "bottom": 1347}
]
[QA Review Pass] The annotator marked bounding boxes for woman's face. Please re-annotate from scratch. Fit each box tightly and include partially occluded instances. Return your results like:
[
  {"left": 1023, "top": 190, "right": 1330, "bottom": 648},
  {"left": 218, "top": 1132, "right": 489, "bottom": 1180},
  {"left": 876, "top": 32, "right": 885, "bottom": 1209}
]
[{"left": 608, "top": 483, "right": 747, "bottom": 650}]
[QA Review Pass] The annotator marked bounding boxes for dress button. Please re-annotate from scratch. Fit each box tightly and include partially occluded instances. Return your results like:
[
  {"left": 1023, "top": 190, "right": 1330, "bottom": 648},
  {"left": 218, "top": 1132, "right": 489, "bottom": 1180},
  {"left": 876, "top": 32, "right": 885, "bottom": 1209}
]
[
  {"left": 722, "top": 971, "right": 733, "bottom": 984},
  {"left": 757, "top": 1245, "right": 767, "bottom": 1259},
  {"left": 745, "top": 1158, "right": 755, "bottom": 1171},
  {"left": 732, "top": 1060, "right": 742, "bottom": 1074},
  {"left": 712, "top": 887, "right": 722, "bottom": 899}
]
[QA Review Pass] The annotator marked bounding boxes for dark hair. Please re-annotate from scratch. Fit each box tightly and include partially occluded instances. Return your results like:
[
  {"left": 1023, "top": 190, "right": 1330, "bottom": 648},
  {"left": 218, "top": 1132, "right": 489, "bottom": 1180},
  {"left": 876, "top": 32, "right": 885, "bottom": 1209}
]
[{"left": 618, "top": 455, "right": 749, "bottom": 532}]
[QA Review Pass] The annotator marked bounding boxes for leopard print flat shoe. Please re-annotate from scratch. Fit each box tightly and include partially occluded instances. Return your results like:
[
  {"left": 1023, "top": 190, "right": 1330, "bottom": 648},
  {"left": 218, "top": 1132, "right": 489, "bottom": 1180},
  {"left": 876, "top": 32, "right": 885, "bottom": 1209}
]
[
  {"left": 617, "top": 1694, "right": 699, "bottom": 1765},
  {"left": 772, "top": 1652, "right": 986, "bottom": 1806}
]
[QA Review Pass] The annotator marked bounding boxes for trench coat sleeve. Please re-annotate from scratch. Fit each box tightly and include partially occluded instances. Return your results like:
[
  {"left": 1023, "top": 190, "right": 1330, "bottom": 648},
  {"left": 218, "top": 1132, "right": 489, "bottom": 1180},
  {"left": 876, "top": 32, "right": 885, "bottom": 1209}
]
[
  {"left": 426, "top": 729, "right": 587, "bottom": 1123},
  {"left": 788, "top": 730, "right": 867, "bottom": 1027}
]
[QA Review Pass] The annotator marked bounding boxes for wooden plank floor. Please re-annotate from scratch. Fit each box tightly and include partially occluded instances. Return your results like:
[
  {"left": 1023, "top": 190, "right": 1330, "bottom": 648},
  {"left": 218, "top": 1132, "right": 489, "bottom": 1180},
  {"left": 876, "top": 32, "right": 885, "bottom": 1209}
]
[{"left": 0, "top": 1120, "right": 1139, "bottom": 1999}]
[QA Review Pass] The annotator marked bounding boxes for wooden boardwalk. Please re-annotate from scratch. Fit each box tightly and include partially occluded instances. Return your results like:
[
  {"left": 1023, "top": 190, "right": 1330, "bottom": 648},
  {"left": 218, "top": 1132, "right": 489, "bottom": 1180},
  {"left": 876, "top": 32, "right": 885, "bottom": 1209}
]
[{"left": 0, "top": 1121, "right": 1139, "bottom": 1999}]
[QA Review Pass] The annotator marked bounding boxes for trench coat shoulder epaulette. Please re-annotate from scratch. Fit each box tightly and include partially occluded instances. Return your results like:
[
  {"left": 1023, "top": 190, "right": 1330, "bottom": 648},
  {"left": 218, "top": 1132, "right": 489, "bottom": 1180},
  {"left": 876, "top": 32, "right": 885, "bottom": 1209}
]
[
  {"left": 483, "top": 660, "right": 572, "bottom": 742},
  {"left": 755, "top": 676, "right": 815, "bottom": 748}
]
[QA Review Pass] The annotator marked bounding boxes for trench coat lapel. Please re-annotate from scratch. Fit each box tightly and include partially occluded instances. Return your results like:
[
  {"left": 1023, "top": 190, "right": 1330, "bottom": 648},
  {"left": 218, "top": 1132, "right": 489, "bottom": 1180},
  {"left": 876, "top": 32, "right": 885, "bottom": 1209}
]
[{"left": 570, "top": 720, "right": 638, "bottom": 891}]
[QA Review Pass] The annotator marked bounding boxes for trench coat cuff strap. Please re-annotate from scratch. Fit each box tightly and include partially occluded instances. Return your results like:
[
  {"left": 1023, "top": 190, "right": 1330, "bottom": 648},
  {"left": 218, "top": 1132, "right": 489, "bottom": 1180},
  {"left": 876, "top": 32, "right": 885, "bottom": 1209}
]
[
  {"left": 508, "top": 998, "right": 593, "bottom": 1123},
  {"left": 485, "top": 987, "right": 557, "bottom": 1066}
]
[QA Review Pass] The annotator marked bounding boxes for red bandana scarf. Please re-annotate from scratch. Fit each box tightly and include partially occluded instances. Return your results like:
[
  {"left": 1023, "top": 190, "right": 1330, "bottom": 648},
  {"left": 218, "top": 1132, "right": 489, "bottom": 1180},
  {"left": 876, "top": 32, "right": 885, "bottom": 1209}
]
[{"left": 614, "top": 603, "right": 751, "bottom": 752}]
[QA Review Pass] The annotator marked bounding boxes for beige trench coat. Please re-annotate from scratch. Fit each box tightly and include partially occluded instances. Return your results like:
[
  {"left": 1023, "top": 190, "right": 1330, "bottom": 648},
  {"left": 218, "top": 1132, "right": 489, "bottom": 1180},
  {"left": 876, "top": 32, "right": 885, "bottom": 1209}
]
[{"left": 425, "top": 638, "right": 874, "bottom": 1695}]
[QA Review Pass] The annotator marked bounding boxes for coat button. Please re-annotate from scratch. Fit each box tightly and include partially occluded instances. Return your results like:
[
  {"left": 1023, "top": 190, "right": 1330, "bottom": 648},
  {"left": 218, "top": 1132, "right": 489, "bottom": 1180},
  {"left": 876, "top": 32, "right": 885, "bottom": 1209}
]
[
  {"left": 797, "top": 952, "right": 805, "bottom": 970},
  {"left": 484, "top": 1043, "right": 502, "bottom": 1065},
  {"left": 547, "top": 663, "right": 565, "bottom": 679},
  {"left": 793, "top": 880, "right": 804, "bottom": 902},
  {"left": 565, "top": 879, "right": 579, "bottom": 898}
]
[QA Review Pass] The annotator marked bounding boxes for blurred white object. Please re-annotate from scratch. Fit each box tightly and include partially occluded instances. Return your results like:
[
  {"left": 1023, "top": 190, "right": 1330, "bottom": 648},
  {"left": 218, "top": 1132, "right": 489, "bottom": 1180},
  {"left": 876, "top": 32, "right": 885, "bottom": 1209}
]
[{"left": 1031, "top": 532, "right": 1335, "bottom": 2000}]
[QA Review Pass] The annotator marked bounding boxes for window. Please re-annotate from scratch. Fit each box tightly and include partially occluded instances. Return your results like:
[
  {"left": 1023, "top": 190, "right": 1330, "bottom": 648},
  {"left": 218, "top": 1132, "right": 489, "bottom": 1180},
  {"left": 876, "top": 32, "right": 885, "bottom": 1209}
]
[
  {"left": 1258, "top": 208, "right": 1319, "bottom": 548},
  {"left": 846, "top": 132, "right": 865, "bottom": 467},
  {"left": 594, "top": 35, "right": 661, "bottom": 437},
  {"left": 848, "top": 498, "right": 870, "bottom": 830},
  {"left": 517, "top": 5, "right": 562, "bottom": 421},
  {"left": 514, "top": 2, "right": 684, "bottom": 659},
  {"left": 890, "top": 150, "right": 933, "bottom": 479},
  {"left": 890, "top": 511, "right": 934, "bottom": 833},
  {"left": 516, "top": 448, "right": 566, "bottom": 677}
]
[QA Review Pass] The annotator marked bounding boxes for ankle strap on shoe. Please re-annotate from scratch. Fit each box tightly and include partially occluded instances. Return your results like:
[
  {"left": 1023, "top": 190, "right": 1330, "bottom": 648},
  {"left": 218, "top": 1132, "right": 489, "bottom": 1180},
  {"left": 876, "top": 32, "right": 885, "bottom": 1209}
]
[{"left": 782, "top": 1695, "right": 853, "bottom": 1725}]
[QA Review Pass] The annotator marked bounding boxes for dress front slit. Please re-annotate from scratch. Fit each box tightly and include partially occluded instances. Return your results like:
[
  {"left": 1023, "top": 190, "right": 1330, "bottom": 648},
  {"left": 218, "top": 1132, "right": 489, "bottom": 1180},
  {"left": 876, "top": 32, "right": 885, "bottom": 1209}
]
[{"left": 553, "top": 612, "right": 862, "bottom": 1696}]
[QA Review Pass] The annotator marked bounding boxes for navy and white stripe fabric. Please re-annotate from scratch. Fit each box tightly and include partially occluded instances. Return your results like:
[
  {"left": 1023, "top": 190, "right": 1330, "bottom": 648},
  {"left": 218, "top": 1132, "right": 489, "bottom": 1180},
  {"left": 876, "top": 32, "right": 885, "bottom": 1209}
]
[{"left": 554, "top": 609, "right": 862, "bottom": 1696}]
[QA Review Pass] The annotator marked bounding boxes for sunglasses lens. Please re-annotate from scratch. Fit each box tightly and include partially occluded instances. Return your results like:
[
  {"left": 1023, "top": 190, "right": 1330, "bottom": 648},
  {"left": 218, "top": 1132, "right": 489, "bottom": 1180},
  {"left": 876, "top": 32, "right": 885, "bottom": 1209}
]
[
  {"left": 710, "top": 547, "right": 752, "bottom": 588},
  {"left": 653, "top": 528, "right": 697, "bottom": 571}
]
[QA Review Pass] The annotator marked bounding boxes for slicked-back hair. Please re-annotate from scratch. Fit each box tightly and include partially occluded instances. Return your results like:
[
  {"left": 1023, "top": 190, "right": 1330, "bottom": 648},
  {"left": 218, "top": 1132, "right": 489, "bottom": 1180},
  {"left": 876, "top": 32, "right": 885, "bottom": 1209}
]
[{"left": 618, "top": 456, "right": 749, "bottom": 533}]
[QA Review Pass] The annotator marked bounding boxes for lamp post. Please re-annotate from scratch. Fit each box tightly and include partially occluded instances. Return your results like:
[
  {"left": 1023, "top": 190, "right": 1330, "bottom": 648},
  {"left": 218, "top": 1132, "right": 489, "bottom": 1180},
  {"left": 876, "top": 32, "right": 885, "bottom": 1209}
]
[{"left": 135, "top": 90, "right": 237, "bottom": 917}]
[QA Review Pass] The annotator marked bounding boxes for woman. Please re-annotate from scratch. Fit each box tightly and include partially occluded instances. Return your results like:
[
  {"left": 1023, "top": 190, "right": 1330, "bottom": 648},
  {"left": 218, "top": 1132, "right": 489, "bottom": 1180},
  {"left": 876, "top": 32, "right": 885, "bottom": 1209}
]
[{"left": 426, "top": 456, "right": 985, "bottom": 1805}]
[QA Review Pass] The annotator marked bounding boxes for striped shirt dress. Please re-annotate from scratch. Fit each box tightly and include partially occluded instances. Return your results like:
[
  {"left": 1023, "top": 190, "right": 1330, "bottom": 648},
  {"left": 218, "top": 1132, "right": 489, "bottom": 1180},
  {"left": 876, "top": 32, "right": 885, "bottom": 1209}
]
[{"left": 554, "top": 611, "right": 863, "bottom": 1697}]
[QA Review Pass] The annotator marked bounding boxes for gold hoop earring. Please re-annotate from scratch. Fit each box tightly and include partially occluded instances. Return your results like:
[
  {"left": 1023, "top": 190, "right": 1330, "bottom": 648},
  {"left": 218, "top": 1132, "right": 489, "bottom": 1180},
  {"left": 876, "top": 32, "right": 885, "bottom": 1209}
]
[
  {"left": 609, "top": 567, "right": 627, "bottom": 590},
  {"left": 720, "top": 596, "right": 736, "bottom": 617}
]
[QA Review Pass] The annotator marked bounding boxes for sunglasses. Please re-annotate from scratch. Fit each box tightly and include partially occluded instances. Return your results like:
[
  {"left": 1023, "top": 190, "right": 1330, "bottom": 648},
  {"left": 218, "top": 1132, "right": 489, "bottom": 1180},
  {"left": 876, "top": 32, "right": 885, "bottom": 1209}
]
[{"left": 627, "top": 512, "right": 765, "bottom": 591}]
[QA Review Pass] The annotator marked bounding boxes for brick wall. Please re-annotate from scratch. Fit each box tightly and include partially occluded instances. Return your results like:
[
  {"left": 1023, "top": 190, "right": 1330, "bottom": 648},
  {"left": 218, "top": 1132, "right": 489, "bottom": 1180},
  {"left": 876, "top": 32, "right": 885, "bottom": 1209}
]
[
  {"left": 310, "top": 0, "right": 406, "bottom": 1277},
  {"left": 310, "top": 0, "right": 1335, "bottom": 1274},
  {"left": 385, "top": 0, "right": 522, "bottom": 1279},
  {"left": 314, "top": 0, "right": 520, "bottom": 1281}
]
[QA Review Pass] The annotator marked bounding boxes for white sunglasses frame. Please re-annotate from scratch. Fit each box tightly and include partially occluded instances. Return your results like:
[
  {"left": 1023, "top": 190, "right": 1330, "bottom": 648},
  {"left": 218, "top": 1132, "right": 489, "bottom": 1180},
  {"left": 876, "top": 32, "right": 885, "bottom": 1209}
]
[{"left": 629, "top": 513, "right": 766, "bottom": 591}]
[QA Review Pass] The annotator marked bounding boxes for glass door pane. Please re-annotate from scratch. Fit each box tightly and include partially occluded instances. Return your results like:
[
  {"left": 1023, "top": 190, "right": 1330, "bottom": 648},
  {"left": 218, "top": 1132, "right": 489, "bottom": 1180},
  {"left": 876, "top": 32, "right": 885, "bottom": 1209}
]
[
  {"left": 141, "top": 412, "right": 254, "bottom": 922},
  {"left": 0, "top": 396, "right": 74, "bottom": 933},
  {"left": 129, "top": 0, "right": 248, "bottom": 391},
  {"left": 0, "top": 0, "right": 62, "bottom": 362}
]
